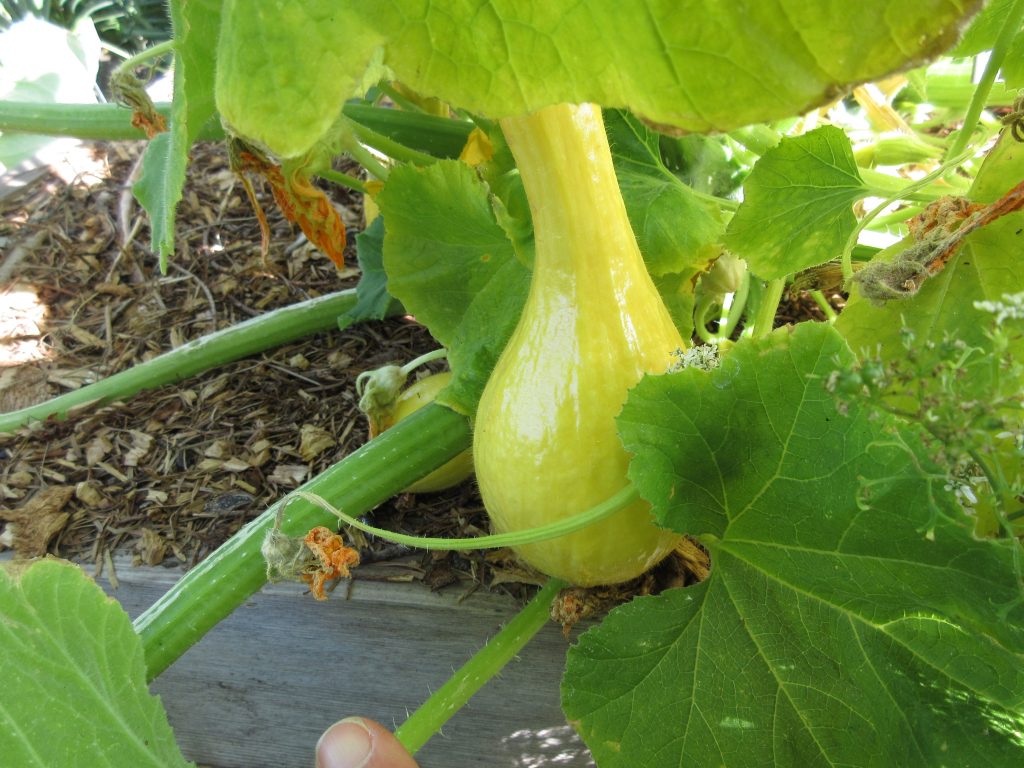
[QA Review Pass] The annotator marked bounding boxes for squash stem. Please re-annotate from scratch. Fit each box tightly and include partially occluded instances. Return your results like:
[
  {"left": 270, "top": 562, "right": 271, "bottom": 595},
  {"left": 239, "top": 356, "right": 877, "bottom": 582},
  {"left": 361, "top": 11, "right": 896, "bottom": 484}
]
[
  {"left": 135, "top": 403, "right": 472, "bottom": 679},
  {"left": 0, "top": 289, "right": 400, "bottom": 433},
  {"left": 749, "top": 278, "right": 786, "bottom": 339},
  {"left": 315, "top": 168, "right": 368, "bottom": 193},
  {"left": 111, "top": 40, "right": 176, "bottom": 81},
  {"left": 395, "top": 577, "right": 565, "bottom": 755}
]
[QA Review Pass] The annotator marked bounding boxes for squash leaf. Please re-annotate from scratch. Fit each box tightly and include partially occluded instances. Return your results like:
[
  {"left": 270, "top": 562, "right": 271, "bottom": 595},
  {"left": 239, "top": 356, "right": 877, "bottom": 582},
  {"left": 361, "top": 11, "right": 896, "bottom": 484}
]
[
  {"left": 725, "top": 126, "right": 868, "bottom": 280},
  {"left": 216, "top": 1, "right": 980, "bottom": 160},
  {"left": 376, "top": 160, "right": 529, "bottom": 415},
  {"left": 605, "top": 109, "right": 724, "bottom": 279},
  {"left": 0, "top": 559, "right": 192, "bottom": 767},
  {"left": 563, "top": 323, "right": 1024, "bottom": 767}
]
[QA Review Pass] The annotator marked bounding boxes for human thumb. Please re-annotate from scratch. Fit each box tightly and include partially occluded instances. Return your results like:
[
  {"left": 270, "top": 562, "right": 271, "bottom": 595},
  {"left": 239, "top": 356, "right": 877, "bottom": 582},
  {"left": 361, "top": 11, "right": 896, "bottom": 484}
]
[{"left": 316, "top": 717, "right": 420, "bottom": 768}]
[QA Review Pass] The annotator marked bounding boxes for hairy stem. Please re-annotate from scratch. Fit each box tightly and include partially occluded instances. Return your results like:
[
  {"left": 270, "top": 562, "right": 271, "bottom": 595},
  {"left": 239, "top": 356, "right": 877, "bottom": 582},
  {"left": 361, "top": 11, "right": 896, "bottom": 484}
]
[
  {"left": 0, "top": 101, "right": 222, "bottom": 141},
  {"left": 395, "top": 578, "right": 565, "bottom": 754},
  {"left": 136, "top": 403, "right": 472, "bottom": 679}
]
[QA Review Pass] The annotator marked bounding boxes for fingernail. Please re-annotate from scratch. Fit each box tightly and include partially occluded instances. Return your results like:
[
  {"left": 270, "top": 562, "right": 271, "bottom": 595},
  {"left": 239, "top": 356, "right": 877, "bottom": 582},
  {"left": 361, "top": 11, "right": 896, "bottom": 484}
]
[{"left": 316, "top": 717, "right": 373, "bottom": 768}]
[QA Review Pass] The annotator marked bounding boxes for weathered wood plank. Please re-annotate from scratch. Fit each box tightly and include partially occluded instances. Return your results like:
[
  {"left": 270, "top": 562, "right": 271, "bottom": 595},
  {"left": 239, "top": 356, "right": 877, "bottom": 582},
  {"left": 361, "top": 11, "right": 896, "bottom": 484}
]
[{"left": 92, "top": 559, "right": 596, "bottom": 768}]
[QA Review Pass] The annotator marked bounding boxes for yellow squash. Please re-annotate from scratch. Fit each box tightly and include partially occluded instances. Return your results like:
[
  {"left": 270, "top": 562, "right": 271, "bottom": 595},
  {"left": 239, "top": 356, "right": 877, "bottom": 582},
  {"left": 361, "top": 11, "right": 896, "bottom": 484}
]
[
  {"left": 473, "top": 103, "right": 684, "bottom": 586},
  {"left": 369, "top": 372, "right": 474, "bottom": 494}
]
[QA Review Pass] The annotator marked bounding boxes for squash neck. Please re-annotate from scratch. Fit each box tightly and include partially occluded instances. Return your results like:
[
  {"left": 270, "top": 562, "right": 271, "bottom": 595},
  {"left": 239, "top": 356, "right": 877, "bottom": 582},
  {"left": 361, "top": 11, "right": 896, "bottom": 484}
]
[{"left": 499, "top": 103, "right": 639, "bottom": 283}]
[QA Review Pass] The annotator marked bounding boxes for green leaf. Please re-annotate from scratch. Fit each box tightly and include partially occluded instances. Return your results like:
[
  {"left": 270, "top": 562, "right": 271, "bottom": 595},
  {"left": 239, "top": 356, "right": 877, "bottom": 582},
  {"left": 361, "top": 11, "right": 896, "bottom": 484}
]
[
  {"left": 376, "top": 160, "right": 529, "bottom": 414},
  {"left": 725, "top": 126, "right": 867, "bottom": 280},
  {"left": 605, "top": 110, "right": 724, "bottom": 278},
  {"left": 217, "top": 1, "right": 981, "bottom": 157},
  {"left": 133, "top": 0, "right": 221, "bottom": 266},
  {"left": 1002, "top": 30, "right": 1024, "bottom": 88},
  {"left": 953, "top": 0, "right": 1022, "bottom": 55},
  {"left": 215, "top": 0, "right": 387, "bottom": 159},
  {"left": 337, "top": 217, "right": 399, "bottom": 330},
  {"left": 563, "top": 323, "right": 1024, "bottom": 767},
  {"left": 385, "top": 1, "right": 981, "bottom": 134},
  {"left": 0, "top": 559, "right": 192, "bottom": 767}
]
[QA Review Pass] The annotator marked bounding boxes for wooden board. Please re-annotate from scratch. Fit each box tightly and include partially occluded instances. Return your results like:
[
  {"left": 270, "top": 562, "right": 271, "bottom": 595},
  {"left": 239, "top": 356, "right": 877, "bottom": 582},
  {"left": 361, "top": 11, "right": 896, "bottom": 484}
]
[{"left": 91, "top": 559, "right": 596, "bottom": 768}]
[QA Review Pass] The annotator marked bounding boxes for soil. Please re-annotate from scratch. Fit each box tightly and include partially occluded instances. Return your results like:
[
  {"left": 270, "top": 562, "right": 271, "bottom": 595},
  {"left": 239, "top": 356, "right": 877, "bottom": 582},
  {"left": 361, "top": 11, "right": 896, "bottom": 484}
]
[{"left": 1, "top": 137, "right": 834, "bottom": 611}]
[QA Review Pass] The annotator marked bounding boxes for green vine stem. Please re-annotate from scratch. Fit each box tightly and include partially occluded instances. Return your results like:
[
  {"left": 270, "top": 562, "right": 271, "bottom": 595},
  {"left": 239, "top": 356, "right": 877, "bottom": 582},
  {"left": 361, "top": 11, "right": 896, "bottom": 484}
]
[
  {"left": 136, "top": 402, "right": 472, "bottom": 679},
  {"left": 946, "top": 0, "right": 1024, "bottom": 160},
  {"left": 351, "top": 121, "right": 440, "bottom": 167},
  {"left": 0, "top": 101, "right": 222, "bottom": 141},
  {"left": 394, "top": 577, "right": 566, "bottom": 755},
  {"left": 0, "top": 289, "right": 400, "bottom": 433},
  {"left": 315, "top": 168, "right": 368, "bottom": 194},
  {"left": 292, "top": 484, "right": 638, "bottom": 551},
  {"left": 718, "top": 270, "right": 751, "bottom": 340},
  {"left": 748, "top": 278, "right": 786, "bottom": 339},
  {"left": 111, "top": 39, "right": 176, "bottom": 80}
]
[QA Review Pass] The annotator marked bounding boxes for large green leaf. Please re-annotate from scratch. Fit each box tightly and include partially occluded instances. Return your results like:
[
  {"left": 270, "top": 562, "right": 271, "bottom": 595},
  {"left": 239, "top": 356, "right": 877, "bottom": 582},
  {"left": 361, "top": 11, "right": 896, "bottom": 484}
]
[
  {"left": 562, "top": 323, "right": 1024, "bottom": 767},
  {"left": 605, "top": 109, "right": 724, "bottom": 278},
  {"left": 0, "top": 559, "right": 192, "bottom": 767},
  {"left": 133, "top": 0, "right": 220, "bottom": 266},
  {"left": 376, "top": 160, "right": 529, "bottom": 414},
  {"left": 725, "top": 126, "right": 867, "bottom": 280},
  {"left": 217, "top": 1, "right": 980, "bottom": 159}
]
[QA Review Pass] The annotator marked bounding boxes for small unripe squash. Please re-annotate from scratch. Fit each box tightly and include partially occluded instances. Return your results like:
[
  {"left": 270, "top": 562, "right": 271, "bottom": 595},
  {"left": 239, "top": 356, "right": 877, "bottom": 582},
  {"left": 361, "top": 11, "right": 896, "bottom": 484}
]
[
  {"left": 473, "top": 103, "right": 684, "bottom": 586},
  {"left": 369, "top": 372, "right": 474, "bottom": 494}
]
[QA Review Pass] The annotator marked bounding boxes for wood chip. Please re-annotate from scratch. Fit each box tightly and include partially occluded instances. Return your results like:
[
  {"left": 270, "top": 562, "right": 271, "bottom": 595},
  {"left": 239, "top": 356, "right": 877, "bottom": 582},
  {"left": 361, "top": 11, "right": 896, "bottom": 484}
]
[
  {"left": 85, "top": 434, "right": 113, "bottom": 466},
  {"left": 134, "top": 528, "right": 167, "bottom": 566},
  {"left": 74, "top": 481, "right": 106, "bottom": 508},
  {"left": 124, "top": 430, "right": 154, "bottom": 467},
  {"left": 0, "top": 486, "right": 74, "bottom": 557},
  {"left": 268, "top": 463, "right": 309, "bottom": 487},
  {"left": 299, "top": 423, "right": 336, "bottom": 462}
]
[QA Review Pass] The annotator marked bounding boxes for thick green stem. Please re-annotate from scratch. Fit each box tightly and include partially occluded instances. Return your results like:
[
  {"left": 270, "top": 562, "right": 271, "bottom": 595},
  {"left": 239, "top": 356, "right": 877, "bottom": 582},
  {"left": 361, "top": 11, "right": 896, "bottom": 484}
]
[
  {"left": 395, "top": 578, "right": 565, "bottom": 755},
  {"left": 0, "top": 101, "right": 222, "bottom": 141},
  {"left": 341, "top": 103, "right": 473, "bottom": 159},
  {"left": 0, "top": 289, "right": 401, "bottom": 433},
  {"left": 859, "top": 167, "right": 955, "bottom": 202},
  {"left": 946, "top": 0, "right": 1024, "bottom": 160},
  {"left": 809, "top": 290, "right": 837, "bottom": 322},
  {"left": 749, "top": 278, "right": 786, "bottom": 339},
  {"left": 718, "top": 271, "right": 751, "bottom": 339},
  {"left": 351, "top": 122, "right": 440, "bottom": 166},
  {"left": 136, "top": 403, "right": 472, "bottom": 679}
]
